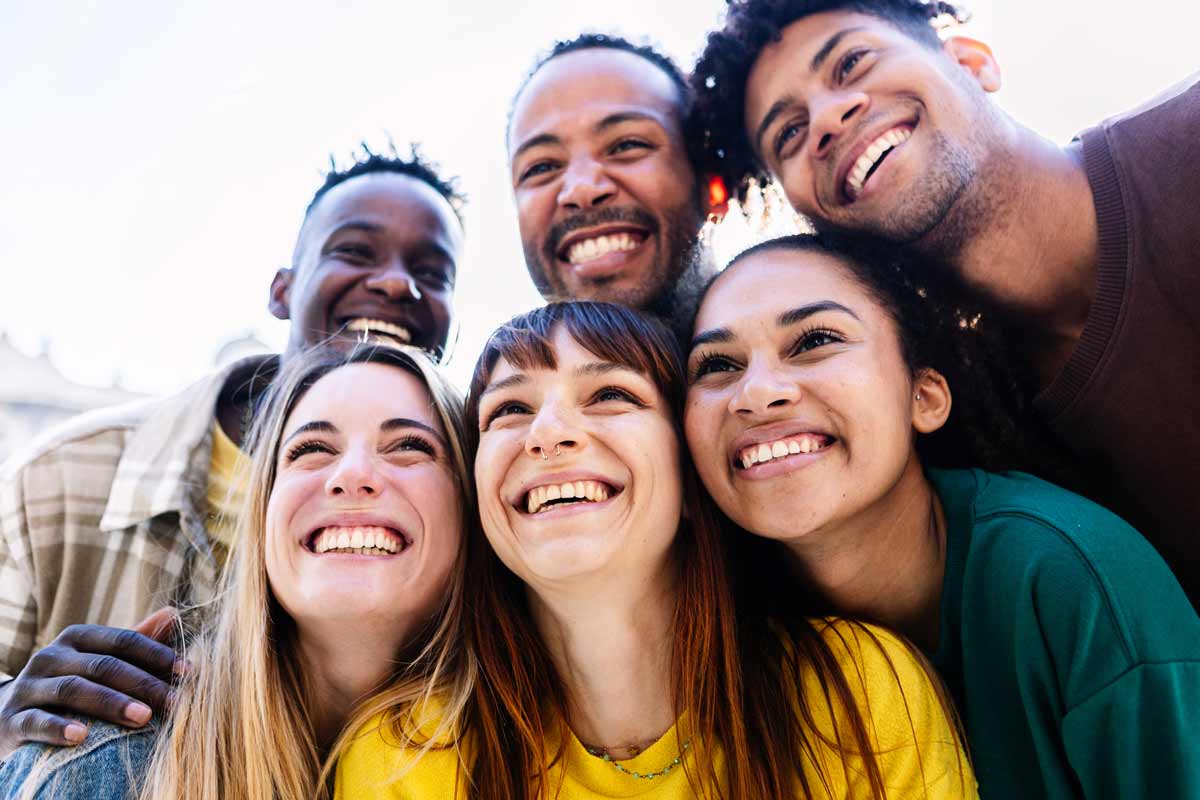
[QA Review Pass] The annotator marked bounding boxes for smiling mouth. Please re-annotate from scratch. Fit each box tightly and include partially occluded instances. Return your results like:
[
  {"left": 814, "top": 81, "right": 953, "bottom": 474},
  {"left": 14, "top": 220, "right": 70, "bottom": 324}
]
[
  {"left": 735, "top": 433, "right": 835, "bottom": 470},
  {"left": 844, "top": 125, "right": 913, "bottom": 201},
  {"left": 557, "top": 230, "right": 648, "bottom": 266},
  {"left": 343, "top": 318, "right": 413, "bottom": 345},
  {"left": 306, "top": 525, "right": 410, "bottom": 556},
  {"left": 519, "top": 479, "right": 620, "bottom": 515}
]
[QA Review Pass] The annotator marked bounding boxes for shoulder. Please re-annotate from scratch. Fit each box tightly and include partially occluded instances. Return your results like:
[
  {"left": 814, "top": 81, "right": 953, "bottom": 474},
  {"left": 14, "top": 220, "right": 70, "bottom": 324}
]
[
  {"left": 940, "top": 470, "right": 1200, "bottom": 688},
  {"left": 1095, "top": 72, "right": 1200, "bottom": 138},
  {"left": 0, "top": 398, "right": 156, "bottom": 484},
  {"left": 0, "top": 721, "right": 157, "bottom": 800},
  {"left": 939, "top": 469, "right": 1160, "bottom": 575},
  {"left": 800, "top": 619, "right": 975, "bottom": 797}
]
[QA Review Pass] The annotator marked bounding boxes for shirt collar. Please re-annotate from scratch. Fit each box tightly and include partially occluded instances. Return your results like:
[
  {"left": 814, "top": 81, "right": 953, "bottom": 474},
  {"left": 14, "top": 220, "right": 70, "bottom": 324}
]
[{"left": 100, "top": 355, "right": 278, "bottom": 532}]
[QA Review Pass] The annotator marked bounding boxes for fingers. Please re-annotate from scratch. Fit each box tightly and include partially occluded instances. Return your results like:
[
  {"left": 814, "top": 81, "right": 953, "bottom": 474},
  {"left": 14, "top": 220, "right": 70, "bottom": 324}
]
[
  {"left": 59, "top": 624, "right": 179, "bottom": 681},
  {"left": 8, "top": 707, "right": 90, "bottom": 747},
  {"left": 133, "top": 607, "right": 178, "bottom": 643},
  {"left": 22, "top": 674, "right": 155, "bottom": 728}
]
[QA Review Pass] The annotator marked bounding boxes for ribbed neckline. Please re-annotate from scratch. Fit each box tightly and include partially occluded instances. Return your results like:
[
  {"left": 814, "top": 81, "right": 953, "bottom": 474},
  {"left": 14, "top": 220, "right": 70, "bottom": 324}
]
[{"left": 1034, "top": 126, "right": 1131, "bottom": 420}]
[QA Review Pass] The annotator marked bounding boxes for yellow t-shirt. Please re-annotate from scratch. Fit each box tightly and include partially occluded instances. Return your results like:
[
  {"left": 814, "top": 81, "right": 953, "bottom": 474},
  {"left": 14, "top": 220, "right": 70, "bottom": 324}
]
[
  {"left": 204, "top": 420, "right": 250, "bottom": 565},
  {"left": 335, "top": 621, "right": 976, "bottom": 799}
]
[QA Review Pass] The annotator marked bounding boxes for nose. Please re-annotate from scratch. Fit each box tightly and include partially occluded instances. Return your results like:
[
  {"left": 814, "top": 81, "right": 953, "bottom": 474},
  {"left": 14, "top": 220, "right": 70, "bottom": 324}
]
[
  {"left": 364, "top": 258, "right": 422, "bottom": 302},
  {"left": 729, "top": 358, "right": 801, "bottom": 416},
  {"left": 523, "top": 401, "right": 583, "bottom": 460},
  {"left": 325, "top": 445, "right": 381, "bottom": 499},
  {"left": 808, "top": 89, "right": 869, "bottom": 160},
  {"left": 557, "top": 156, "right": 617, "bottom": 211}
]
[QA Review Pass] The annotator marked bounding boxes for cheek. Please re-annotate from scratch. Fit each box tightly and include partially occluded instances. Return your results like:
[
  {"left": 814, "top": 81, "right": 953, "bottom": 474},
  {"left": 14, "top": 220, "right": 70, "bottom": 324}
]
[{"left": 684, "top": 393, "right": 725, "bottom": 477}]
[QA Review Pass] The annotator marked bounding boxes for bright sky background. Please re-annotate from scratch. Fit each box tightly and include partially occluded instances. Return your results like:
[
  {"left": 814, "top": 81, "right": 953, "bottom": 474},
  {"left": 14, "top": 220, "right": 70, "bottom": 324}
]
[{"left": 1, "top": 0, "right": 1196, "bottom": 395}]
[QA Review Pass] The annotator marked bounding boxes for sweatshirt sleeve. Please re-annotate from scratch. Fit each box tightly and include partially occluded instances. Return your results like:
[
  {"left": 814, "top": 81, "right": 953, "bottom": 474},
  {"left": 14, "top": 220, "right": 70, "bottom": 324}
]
[{"left": 1062, "top": 660, "right": 1200, "bottom": 799}]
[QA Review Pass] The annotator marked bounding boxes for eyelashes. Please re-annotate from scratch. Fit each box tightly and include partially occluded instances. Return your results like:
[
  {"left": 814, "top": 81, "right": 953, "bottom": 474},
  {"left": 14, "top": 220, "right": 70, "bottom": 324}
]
[
  {"left": 688, "top": 326, "right": 846, "bottom": 380},
  {"left": 283, "top": 435, "right": 437, "bottom": 463}
]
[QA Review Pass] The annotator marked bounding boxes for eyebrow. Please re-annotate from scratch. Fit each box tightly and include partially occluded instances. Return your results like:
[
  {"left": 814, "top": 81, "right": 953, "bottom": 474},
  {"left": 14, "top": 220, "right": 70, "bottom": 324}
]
[
  {"left": 512, "top": 111, "right": 663, "bottom": 161},
  {"left": 283, "top": 420, "right": 337, "bottom": 446},
  {"left": 381, "top": 417, "right": 446, "bottom": 446},
  {"left": 754, "top": 26, "right": 867, "bottom": 156},
  {"left": 778, "top": 300, "right": 859, "bottom": 326},
  {"left": 812, "top": 27, "right": 865, "bottom": 73},
  {"left": 480, "top": 360, "right": 641, "bottom": 397},
  {"left": 690, "top": 300, "right": 859, "bottom": 353}
]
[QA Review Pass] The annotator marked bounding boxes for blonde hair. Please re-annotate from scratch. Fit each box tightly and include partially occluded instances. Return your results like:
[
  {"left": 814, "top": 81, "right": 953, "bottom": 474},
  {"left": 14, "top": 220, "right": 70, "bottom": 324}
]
[{"left": 135, "top": 344, "right": 477, "bottom": 800}]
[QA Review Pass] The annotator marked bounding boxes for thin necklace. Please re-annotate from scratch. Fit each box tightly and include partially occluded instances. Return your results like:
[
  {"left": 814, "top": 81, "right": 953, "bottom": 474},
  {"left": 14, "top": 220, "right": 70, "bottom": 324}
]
[{"left": 583, "top": 740, "right": 691, "bottom": 781}]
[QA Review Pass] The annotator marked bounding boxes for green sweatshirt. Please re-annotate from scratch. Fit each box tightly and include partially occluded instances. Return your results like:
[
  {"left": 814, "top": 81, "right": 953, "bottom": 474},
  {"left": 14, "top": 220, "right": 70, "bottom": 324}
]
[{"left": 927, "top": 469, "right": 1200, "bottom": 799}]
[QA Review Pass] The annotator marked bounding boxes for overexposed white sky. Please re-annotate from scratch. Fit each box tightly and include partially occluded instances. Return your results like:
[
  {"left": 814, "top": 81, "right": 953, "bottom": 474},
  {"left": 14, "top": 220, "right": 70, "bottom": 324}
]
[{"left": 1, "top": 0, "right": 1196, "bottom": 395}]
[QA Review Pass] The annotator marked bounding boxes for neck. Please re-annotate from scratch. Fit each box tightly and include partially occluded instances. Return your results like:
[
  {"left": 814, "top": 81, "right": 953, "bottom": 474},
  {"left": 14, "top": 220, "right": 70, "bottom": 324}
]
[
  {"left": 783, "top": 458, "right": 945, "bottom": 651},
  {"left": 296, "top": 620, "right": 407, "bottom": 751},
  {"left": 529, "top": 564, "right": 678, "bottom": 759},
  {"left": 920, "top": 124, "right": 1099, "bottom": 388}
]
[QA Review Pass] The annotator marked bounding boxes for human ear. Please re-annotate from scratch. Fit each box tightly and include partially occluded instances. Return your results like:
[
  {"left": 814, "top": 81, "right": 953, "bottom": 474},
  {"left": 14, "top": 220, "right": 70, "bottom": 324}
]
[
  {"left": 268, "top": 267, "right": 294, "bottom": 321},
  {"left": 911, "top": 368, "right": 952, "bottom": 434},
  {"left": 943, "top": 36, "right": 1001, "bottom": 93}
]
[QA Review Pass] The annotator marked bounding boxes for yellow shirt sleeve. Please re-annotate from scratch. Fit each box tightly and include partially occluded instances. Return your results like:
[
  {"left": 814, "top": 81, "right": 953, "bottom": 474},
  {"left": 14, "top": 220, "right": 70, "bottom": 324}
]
[{"left": 800, "top": 619, "right": 977, "bottom": 799}]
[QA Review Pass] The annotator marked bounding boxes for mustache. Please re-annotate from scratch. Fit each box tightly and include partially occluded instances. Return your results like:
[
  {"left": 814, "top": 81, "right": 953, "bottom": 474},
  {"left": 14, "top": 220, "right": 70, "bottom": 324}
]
[{"left": 544, "top": 206, "right": 658, "bottom": 261}]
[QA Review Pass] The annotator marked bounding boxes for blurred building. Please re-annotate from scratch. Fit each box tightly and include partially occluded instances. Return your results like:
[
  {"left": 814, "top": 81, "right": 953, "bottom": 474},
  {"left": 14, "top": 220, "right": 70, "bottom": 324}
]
[{"left": 0, "top": 331, "right": 271, "bottom": 465}]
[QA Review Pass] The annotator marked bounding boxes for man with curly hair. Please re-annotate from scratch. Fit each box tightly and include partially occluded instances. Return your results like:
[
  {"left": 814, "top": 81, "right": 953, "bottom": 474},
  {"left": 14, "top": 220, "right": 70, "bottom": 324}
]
[
  {"left": 507, "top": 34, "right": 715, "bottom": 336},
  {"left": 691, "top": 1, "right": 1200, "bottom": 608},
  {"left": 691, "top": 3, "right": 1200, "bottom": 796},
  {"left": 0, "top": 146, "right": 465, "bottom": 758}
]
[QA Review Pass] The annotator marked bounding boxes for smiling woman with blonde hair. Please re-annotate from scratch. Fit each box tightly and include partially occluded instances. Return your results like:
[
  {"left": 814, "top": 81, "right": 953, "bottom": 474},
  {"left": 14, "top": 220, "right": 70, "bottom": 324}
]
[{"left": 2, "top": 344, "right": 477, "bottom": 800}]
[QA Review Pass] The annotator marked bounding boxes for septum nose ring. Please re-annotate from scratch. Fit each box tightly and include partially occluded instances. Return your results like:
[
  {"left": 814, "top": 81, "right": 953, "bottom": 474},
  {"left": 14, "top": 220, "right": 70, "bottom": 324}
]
[{"left": 539, "top": 444, "right": 563, "bottom": 461}]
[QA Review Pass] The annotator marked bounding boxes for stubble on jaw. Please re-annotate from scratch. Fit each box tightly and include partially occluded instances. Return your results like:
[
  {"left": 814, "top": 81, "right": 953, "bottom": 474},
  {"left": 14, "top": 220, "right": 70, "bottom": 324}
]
[{"left": 522, "top": 203, "right": 713, "bottom": 340}]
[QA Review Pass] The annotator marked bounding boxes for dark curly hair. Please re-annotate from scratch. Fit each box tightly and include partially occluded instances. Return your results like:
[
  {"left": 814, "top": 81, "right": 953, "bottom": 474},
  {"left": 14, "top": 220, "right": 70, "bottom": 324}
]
[
  {"left": 508, "top": 32, "right": 693, "bottom": 141},
  {"left": 306, "top": 141, "right": 466, "bottom": 225},
  {"left": 689, "top": 0, "right": 969, "bottom": 203},
  {"left": 711, "top": 232, "right": 1076, "bottom": 480}
]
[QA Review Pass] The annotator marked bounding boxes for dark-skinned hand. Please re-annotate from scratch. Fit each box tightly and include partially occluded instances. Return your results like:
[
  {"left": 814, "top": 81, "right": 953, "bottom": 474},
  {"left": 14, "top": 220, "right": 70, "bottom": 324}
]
[{"left": 0, "top": 607, "right": 181, "bottom": 759}]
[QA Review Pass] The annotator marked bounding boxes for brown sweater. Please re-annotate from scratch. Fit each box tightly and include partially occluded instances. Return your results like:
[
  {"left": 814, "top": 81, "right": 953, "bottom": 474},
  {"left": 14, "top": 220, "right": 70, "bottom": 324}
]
[{"left": 1034, "top": 74, "right": 1200, "bottom": 608}]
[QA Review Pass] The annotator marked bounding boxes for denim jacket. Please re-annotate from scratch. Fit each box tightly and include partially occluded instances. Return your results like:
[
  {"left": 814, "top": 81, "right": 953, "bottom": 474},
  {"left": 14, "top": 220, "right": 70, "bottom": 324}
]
[{"left": 0, "top": 720, "right": 156, "bottom": 800}]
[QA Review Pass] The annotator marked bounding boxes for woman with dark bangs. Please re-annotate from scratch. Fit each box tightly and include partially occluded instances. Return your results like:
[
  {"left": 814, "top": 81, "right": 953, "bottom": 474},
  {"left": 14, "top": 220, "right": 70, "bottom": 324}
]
[{"left": 336, "top": 302, "right": 974, "bottom": 799}]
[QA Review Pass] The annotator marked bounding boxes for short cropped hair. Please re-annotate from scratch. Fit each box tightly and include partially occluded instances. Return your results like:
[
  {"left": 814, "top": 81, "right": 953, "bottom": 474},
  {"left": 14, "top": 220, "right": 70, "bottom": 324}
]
[{"left": 306, "top": 142, "right": 466, "bottom": 225}]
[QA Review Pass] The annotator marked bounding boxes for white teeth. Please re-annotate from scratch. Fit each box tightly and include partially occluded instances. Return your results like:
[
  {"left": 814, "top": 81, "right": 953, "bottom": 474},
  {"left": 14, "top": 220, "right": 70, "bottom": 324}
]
[
  {"left": 737, "top": 435, "right": 832, "bottom": 469},
  {"left": 312, "top": 526, "right": 404, "bottom": 555},
  {"left": 845, "top": 126, "right": 912, "bottom": 199},
  {"left": 565, "top": 233, "right": 640, "bottom": 264},
  {"left": 524, "top": 479, "right": 614, "bottom": 514},
  {"left": 345, "top": 318, "right": 412, "bottom": 343}
]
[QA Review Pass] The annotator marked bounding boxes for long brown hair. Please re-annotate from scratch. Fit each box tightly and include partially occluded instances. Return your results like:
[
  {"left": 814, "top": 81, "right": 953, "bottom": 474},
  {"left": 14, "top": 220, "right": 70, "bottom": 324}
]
[
  {"left": 460, "top": 302, "right": 906, "bottom": 799},
  {"left": 135, "top": 343, "right": 476, "bottom": 800}
]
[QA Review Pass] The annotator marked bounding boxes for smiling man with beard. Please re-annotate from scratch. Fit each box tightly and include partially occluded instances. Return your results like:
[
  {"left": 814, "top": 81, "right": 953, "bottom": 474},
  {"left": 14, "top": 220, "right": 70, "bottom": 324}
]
[
  {"left": 691, "top": 0, "right": 1200, "bottom": 610},
  {"left": 0, "top": 146, "right": 465, "bottom": 759},
  {"left": 507, "top": 34, "right": 715, "bottom": 337}
]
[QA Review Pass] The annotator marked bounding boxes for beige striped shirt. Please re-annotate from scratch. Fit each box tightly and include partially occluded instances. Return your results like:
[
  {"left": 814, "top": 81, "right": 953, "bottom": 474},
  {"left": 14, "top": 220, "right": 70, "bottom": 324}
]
[{"left": 0, "top": 357, "right": 272, "bottom": 681}]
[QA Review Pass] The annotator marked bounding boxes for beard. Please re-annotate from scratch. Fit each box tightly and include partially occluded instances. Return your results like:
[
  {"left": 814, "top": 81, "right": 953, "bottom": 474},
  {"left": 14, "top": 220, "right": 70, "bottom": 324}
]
[{"left": 522, "top": 200, "right": 710, "bottom": 334}]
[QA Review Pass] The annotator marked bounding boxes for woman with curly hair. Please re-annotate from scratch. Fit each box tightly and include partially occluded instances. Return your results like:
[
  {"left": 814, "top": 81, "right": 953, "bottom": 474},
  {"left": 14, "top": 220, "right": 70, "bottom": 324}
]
[{"left": 683, "top": 233, "right": 1200, "bottom": 799}]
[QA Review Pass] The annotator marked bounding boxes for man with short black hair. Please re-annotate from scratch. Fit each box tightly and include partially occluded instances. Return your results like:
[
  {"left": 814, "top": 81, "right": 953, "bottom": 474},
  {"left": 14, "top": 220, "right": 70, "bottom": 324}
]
[
  {"left": 0, "top": 144, "right": 465, "bottom": 758},
  {"left": 507, "top": 34, "right": 715, "bottom": 335}
]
